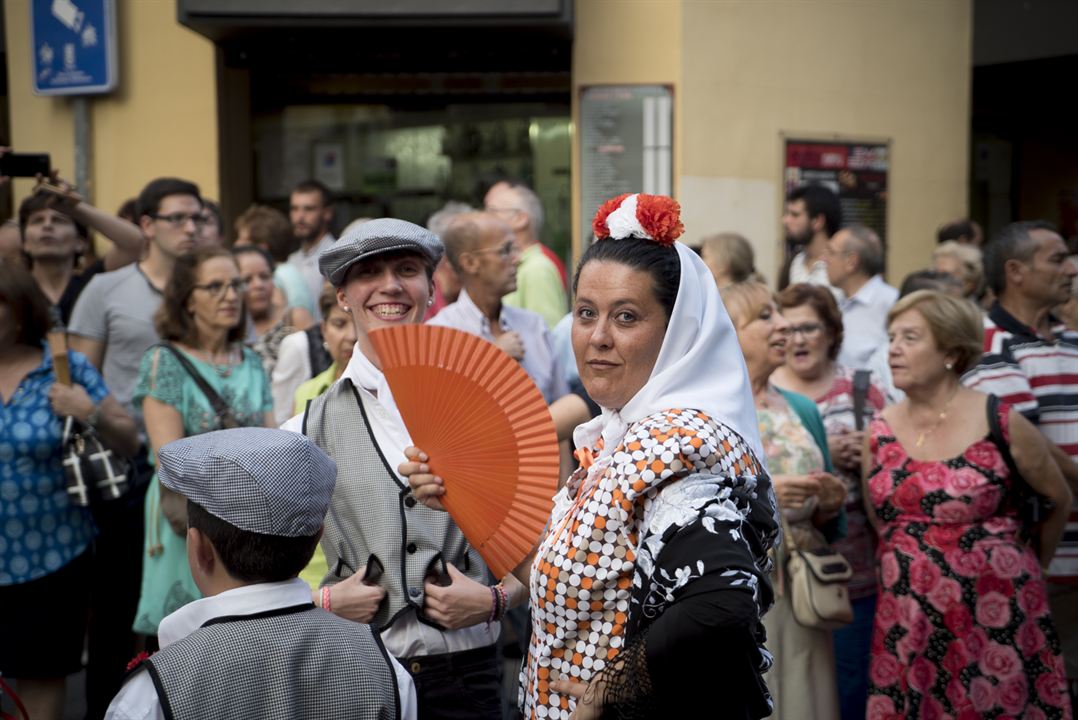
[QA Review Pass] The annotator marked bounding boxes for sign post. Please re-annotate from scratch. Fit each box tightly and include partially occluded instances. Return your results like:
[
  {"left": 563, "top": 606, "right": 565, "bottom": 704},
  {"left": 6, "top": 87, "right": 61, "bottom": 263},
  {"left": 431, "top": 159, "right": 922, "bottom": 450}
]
[
  {"left": 30, "top": 0, "right": 118, "bottom": 204},
  {"left": 31, "top": 0, "right": 118, "bottom": 96}
]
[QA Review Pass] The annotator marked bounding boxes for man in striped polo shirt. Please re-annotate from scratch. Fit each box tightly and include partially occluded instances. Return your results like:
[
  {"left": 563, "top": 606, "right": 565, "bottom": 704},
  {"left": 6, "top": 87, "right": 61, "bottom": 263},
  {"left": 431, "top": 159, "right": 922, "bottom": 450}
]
[{"left": 963, "top": 220, "right": 1078, "bottom": 702}]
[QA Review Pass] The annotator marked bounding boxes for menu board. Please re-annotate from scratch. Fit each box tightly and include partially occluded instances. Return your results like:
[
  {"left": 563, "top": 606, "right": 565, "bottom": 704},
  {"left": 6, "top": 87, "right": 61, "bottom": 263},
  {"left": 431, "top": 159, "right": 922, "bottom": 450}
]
[
  {"left": 580, "top": 85, "right": 673, "bottom": 247},
  {"left": 784, "top": 138, "right": 890, "bottom": 247}
]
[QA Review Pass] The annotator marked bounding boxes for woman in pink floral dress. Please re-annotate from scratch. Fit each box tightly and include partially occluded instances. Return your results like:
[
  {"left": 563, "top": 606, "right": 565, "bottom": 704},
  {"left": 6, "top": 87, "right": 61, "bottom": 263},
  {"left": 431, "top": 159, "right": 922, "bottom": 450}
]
[{"left": 866, "top": 291, "right": 1073, "bottom": 719}]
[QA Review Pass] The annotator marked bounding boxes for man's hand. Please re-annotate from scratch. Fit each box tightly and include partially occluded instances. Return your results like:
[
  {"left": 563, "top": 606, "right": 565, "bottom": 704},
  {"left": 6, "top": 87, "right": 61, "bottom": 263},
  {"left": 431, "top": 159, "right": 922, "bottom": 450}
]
[
  {"left": 325, "top": 566, "right": 387, "bottom": 623},
  {"left": 422, "top": 564, "right": 493, "bottom": 629},
  {"left": 495, "top": 331, "right": 525, "bottom": 361}
]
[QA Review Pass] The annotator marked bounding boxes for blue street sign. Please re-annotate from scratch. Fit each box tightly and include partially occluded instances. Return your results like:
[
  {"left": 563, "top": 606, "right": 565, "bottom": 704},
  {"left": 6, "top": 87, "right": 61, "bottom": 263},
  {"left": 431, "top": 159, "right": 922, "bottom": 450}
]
[{"left": 30, "top": 0, "right": 118, "bottom": 95}]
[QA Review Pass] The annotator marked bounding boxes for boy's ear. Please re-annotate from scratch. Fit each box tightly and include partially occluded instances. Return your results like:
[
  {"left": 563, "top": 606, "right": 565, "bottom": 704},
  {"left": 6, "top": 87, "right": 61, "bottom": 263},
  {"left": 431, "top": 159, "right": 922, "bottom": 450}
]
[{"left": 187, "top": 526, "right": 217, "bottom": 577}]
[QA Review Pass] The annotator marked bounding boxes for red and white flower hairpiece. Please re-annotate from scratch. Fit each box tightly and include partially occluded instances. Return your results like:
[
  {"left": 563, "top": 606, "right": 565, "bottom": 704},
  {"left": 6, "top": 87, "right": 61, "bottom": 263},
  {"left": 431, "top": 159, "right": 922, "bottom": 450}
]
[{"left": 591, "top": 193, "right": 684, "bottom": 246}]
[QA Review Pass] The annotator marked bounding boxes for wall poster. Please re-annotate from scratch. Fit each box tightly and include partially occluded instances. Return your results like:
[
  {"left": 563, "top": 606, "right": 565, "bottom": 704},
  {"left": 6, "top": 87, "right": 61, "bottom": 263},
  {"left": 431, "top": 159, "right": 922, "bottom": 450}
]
[
  {"left": 579, "top": 85, "right": 673, "bottom": 249},
  {"left": 783, "top": 137, "right": 890, "bottom": 264}
]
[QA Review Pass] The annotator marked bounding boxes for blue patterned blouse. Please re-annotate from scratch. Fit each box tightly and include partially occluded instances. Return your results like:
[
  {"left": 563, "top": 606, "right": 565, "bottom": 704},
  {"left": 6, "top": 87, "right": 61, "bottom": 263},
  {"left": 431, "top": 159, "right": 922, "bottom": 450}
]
[{"left": 0, "top": 349, "right": 108, "bottom": 585}]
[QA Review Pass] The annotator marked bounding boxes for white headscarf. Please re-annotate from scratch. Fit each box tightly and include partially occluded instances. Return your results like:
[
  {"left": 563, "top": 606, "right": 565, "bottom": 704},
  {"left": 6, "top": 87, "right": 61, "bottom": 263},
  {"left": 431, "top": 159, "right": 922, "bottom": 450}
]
[{"left": 572, "top": 242, "right": 764, "bottom": 465}]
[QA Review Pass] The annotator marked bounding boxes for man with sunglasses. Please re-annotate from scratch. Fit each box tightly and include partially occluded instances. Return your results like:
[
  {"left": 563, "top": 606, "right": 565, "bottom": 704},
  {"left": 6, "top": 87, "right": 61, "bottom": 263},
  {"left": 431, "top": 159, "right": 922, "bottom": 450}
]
[
  {"left": 430, "top": 212, "right": 567, "bottom": 403},
  {"left": 68, "top": 176, "right": 204, "bottom": 718}
]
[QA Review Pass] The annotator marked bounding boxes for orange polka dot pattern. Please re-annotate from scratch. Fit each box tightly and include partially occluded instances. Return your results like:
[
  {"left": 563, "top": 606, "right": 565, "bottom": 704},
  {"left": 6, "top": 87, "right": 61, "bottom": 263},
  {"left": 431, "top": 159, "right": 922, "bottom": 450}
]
[{"left": 520, "top": 409, "right": 762, "bottom": 719}]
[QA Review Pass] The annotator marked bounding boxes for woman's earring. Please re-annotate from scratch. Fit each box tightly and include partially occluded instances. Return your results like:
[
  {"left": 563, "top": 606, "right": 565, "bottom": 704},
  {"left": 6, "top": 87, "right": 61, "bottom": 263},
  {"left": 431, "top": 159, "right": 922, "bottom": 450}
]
[
  {"left": 945, "top": 362, "right": 954, "bottom": 370},
  {"left": 342, "top": 306, "right": 350, "bottom": 312},
  {"left": 427, "top": 297, "right": 434, "bottom": 307},
  {"left": 322, "top": 341, "right": 330, "bottom": 351}
]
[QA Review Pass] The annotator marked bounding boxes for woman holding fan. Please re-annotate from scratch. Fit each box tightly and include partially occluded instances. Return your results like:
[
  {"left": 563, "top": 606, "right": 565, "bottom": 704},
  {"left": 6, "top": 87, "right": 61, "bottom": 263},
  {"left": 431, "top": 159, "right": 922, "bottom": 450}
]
[
  {"left": 406, "top": 194, "right": 781, "bottom": 719},
  {"left": 282, "top": 219, "right": 521, "bottom": 720}
]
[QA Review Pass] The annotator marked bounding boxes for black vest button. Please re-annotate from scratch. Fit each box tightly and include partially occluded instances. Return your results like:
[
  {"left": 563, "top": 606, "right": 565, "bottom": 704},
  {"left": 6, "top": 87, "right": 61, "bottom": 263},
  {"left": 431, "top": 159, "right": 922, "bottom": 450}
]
[
  {"left": 404, "top": 496, "right": 417, "bottom": 508},
  {"left": 406, "top": 543, "right": 418, "bottom": 554}
]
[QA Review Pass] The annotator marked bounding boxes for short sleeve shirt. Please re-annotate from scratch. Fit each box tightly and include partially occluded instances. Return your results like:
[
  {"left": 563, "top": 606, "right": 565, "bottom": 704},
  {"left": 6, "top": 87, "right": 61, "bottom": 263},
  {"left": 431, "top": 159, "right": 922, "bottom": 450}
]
[
  {"left": 133, "top": 345, "right": 273, "bottom": 462},
  {"left": 502, "top": 244, "right": 568, "bottom": 329},
  {"left": 68, "top": 264, "right": 163, "bottom": 428},
  {"left": 0, "top": 350, "right": 108, "bottom": 585}
]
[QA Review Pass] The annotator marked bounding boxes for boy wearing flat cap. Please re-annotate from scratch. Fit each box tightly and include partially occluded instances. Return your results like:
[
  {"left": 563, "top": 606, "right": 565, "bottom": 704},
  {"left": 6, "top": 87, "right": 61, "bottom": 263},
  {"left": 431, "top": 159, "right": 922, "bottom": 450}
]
[{"left": 105, "top": 428, "right": 416, "bottom": 720}]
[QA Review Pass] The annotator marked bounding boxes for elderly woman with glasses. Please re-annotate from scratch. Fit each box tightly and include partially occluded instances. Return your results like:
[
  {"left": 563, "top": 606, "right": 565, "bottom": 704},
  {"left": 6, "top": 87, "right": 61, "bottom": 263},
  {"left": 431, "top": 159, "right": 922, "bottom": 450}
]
[
  {"left": 132, "top": 247, "right": 274, "bottom": 637},
  {"left": 721, "top": 280, "right": 847, "bottom": 720},
  {"left": 770, "top": 282, "right": 889, "bottom": 720}
]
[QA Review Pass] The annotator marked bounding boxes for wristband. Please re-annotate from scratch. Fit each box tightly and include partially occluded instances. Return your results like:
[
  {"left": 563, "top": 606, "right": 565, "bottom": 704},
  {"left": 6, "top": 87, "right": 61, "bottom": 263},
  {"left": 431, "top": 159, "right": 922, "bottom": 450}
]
[{"left": 321, "top": 585, "right": 332, "bottom": 612}]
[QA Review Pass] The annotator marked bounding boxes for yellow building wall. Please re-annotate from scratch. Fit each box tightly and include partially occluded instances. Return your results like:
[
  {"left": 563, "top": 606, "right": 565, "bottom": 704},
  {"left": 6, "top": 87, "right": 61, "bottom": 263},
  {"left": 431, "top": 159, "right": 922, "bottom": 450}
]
[
  {"left": 572, "top": 0, "right": 683, "bottom": 262},
  {"left": 573, "top": 0, "right": 971, "bottom": 286},
  {"left": 5, "top": 0, "right": 218, "bottom": 243}
]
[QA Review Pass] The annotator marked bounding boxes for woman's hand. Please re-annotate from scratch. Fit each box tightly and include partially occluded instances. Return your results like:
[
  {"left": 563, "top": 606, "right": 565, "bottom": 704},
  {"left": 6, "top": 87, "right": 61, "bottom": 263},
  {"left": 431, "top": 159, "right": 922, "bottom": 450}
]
[
  {"left": 325, "top": 566, "right": 387, "bottom": 623},
  {"left": 813, "top": 471, "right": 847, "bottom": 514},
  {"left": 422, "top": 564, "right": 494, "bottom": 630},
  {"left": 827, "top": 429, "right": 863, "bottom": 472},
  {"left": 47, "top": 383, "right": 95, "bottom": 421},
  {"left": 548, "top": 676, "right": 605, "bottom": 720},
  {"left": 399, "top": 446, "right": 446, "bottom": 511},
  {"left": 771, "top": 474, "right": 821, "bottom": 509}
]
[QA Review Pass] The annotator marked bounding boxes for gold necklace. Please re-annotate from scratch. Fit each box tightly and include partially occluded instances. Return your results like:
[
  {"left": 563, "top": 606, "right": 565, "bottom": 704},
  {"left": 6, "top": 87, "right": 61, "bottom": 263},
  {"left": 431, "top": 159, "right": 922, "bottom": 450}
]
[{"left": 913, "top": 386, "right": 959, "bottom": 447}]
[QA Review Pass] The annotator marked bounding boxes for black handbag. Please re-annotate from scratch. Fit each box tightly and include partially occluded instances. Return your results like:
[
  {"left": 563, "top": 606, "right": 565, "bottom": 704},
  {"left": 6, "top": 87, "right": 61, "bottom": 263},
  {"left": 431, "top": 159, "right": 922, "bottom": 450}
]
[
  {"left": 986, "top": 394, "right": 1053, "bottom": 551},
  {"left": 46, "top": 321, "right": 133, "bottom": 508},
  {"left": 62, "top": 415, "right": 132, "bottom": 507}
]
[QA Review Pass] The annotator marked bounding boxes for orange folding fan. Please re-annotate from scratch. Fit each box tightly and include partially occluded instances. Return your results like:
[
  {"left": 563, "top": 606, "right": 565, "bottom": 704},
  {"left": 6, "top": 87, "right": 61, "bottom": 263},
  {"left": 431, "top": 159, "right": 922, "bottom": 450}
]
[{"left": 369, "top": 324, "right": 560, "bottom": 578}]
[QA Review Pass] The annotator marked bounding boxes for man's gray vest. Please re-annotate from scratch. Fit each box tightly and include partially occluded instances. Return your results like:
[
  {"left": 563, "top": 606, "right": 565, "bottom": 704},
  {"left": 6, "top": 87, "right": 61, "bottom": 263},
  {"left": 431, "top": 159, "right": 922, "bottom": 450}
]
[
  {"left": 142, "top": 604, "right": 399, "bottom": 719},
  {"left": 303, "top": 379, "right": 489, "bottom": 629}
]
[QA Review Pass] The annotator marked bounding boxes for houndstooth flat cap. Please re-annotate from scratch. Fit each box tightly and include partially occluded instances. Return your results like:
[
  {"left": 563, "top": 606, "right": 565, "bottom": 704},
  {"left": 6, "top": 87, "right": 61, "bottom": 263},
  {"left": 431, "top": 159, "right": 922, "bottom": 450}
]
[
  {"left": 157, "top": 428, "right": 337, "bottom": 537},
  {"left": 319, "top": 217, "right": 444, "bottom": 286}
]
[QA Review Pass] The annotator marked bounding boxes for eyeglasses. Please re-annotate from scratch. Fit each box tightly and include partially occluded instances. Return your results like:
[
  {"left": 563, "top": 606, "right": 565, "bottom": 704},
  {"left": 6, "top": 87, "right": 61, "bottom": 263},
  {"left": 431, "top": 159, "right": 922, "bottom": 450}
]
[
  {"left": 192, "top": 279, "right": 247, "bottom": 298},
  {"left": 153, "top": 212, "right": 208, "bottom": 228},
  {"left": 468, "top": 241, "right": 517, "bottom": 260},
  {"left": 785, "top": 322, "right": 825, "bottom": 338}
]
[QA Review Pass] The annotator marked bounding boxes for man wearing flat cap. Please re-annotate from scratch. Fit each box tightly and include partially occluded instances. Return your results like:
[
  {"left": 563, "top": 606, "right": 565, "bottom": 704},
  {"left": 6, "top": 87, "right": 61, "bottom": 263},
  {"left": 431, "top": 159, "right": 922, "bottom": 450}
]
[
  {"left": 282, "top": 218, "right": 524, "bottom": 719},
  {"left": 105, "top": 428, "right": 416, "bottom": 720}
]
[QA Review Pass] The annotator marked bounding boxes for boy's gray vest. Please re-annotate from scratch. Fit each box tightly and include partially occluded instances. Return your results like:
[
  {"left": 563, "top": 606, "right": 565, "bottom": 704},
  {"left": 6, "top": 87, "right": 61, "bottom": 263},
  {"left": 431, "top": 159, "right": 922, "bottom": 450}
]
[
  {"left": 141, "top": 604, "right": 399, "bottom": 719},
  {"left": 303, "top": 379, "right": 489, "bottom": 629}
]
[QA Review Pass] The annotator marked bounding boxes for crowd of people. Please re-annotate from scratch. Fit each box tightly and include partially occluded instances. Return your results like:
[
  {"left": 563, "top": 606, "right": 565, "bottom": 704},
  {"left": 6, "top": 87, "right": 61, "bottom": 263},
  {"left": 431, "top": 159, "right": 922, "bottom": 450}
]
[{"left": 0, "top": 160, "right": 1076, "bottom": 720}]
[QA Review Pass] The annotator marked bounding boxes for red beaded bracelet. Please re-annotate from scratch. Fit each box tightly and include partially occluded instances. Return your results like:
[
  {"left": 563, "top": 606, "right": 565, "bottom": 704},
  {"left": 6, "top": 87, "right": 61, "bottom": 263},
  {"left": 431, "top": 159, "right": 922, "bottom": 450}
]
[{"left": 321, "top": 585, "right": 332, "bottom": 612}]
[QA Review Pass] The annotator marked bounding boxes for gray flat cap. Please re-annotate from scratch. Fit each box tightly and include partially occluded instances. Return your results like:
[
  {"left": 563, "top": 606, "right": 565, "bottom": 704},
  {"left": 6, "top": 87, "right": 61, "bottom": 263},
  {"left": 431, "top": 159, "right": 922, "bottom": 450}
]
[
  {"left": 158, "top": 428, "right": 337, "bottom": 537},
  {"left": 319, "top": 217, "right": 444, "bottom": 286}
]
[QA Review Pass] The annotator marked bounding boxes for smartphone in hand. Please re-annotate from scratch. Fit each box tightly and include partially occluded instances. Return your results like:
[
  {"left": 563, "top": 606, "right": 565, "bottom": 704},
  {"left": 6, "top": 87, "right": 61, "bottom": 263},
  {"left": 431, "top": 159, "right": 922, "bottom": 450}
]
[{"left": 0, "top": 153, "right": 51, "bottom": 178}]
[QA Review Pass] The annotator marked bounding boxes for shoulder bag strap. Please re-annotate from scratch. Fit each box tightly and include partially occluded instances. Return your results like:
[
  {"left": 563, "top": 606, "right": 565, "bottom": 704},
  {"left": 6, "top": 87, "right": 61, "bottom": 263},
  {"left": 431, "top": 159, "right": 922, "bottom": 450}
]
[
  {"left": 986, "top": 394, "right": 1042, "bottom": 522},
  {"left": 852, "top": 370, "right": 871, "bottom": 432},
  {"left": 986, "top": 394, "right": 1021, "bottom": 481},
  {"left": 154, "top": 343, "right": 238, "bottom": 428}
]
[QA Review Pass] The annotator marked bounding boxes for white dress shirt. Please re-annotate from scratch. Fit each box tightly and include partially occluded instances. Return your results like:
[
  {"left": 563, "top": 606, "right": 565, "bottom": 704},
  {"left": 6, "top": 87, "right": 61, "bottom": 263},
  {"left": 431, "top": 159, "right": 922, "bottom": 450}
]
[
  {"left": 428, "top": 288, "right": 569, "bottom": 403},
  {"left": 281, "top": 346, "right": 500, "bottom": 658},
  {"left": 286, "top": 233, "right": 334, "bottom": 316},
  {"left": 790, "top": 250, "right": 844, "bottom": 301},
  {"left": 105, "top": 579, "right": 416, "bottom": 720},
  {"left": 837, "top": 274, "right": 899, "bottom": 370}
]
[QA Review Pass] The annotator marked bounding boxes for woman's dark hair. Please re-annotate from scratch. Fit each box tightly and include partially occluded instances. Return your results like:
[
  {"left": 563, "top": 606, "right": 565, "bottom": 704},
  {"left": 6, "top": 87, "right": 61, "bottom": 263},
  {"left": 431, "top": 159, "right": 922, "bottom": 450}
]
[
  {"left": 318, "top": 283, "right": 340, "bottom": 320},
  {"left": 572, "top": 237, "right": 680, "bottom": 320},
  {"left": 233, "top": 204, "right": 295, "bottom": 262},
  {"left": 899, "top": 269, "right": 962, "bottom": 298},
  {"left": 777, "top": 282, "right": 844, "bottom": 361},
  {"left": 232, "top": 244, "right": 276, "bottom": 271},
  {"left": 188, "top": 501, "right": 320, "bottom": 583},
  {"left": 155, "top": 247, "right": 246, "bottom": 345},
  {"left": 0, "top": 263, "right": 51, "bottom": 346}
]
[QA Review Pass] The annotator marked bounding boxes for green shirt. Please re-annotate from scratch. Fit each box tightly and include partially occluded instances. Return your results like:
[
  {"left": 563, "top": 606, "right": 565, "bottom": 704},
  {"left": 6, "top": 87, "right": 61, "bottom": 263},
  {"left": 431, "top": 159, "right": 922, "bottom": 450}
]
[{"left": 503, "top": 244, "right": 567, "bottom": 329}]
